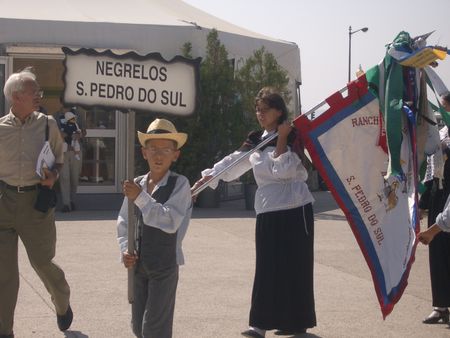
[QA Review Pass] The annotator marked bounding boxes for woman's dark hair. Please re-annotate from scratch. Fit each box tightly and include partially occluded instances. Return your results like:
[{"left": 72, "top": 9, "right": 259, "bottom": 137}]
[{"left": 255, "top": 87, "right": 288, "bottom": 125}]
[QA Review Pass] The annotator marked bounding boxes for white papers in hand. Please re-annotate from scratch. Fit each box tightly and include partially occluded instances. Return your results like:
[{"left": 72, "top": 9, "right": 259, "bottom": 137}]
[{"left": 35, "top": 141, "right": 55, "bottom": 178}]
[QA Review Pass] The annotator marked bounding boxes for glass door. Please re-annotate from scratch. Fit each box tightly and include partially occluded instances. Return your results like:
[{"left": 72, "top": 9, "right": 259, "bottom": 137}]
[{"left": 77, "top": 107, "right": 119, "bottom": 193}]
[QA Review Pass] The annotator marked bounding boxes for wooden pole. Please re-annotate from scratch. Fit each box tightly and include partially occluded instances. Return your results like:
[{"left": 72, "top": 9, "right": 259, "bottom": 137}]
[{"left": 126, "top": 110, "right": 136, "bottom": 304}]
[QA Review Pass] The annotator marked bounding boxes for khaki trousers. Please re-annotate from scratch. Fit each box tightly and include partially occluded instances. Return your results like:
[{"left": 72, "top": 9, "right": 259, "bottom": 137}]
[
  {"left": 60, "top": 151, "right": 81, "bottom": 207},
  {"left": 0, "top": 185, "right": 70, "bottom": 335}
]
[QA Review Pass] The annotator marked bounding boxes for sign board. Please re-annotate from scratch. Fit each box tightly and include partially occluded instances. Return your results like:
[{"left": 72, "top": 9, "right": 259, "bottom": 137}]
[{"left": 62, "top": 47, "right": 200, "bottom": 116}]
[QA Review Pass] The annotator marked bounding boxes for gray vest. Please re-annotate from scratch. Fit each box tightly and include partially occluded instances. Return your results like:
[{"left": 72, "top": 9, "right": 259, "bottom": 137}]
[{"left": 136, "top": 175, "right": 178, "bottom": 271}]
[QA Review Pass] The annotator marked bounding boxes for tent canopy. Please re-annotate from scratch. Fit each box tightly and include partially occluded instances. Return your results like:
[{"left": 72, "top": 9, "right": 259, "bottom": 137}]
[{"left": 0, "top": 0, "right": 301, "bottom": 108}]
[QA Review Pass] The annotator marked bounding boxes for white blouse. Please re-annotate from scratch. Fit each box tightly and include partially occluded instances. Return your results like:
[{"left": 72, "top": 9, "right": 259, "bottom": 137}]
[
  {"left": 436, "top": 194, "right": 450, "bottom": 233},
  {"left": 202, "top": 141, "right": 314, "bottom": 215}
]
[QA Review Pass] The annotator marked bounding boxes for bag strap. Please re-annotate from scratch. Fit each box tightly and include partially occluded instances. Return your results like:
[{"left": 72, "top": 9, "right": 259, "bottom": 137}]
[{"left": 45, "top": 116, "right": 49, "bottom": 141}]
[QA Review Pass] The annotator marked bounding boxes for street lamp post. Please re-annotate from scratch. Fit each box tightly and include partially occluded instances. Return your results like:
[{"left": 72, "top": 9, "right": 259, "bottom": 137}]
[{"left": 348, "top": 26, "right": 368, "bottom": 82}]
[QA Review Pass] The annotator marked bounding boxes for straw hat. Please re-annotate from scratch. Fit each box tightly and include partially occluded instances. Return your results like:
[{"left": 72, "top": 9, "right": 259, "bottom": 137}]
[{"left": 137, "top": 118, "right": 187, "bottom": 149}]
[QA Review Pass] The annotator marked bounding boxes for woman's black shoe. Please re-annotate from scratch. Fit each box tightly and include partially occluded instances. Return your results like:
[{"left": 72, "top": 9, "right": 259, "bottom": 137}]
[
  {"left": 422, "top": 308, "right": 449, "bottom": 324},
  {"left": 274, "top": 328, "right": 306, "bottom": 335},
  {"left": 241, "top": 329, "right": 264, "bottom": 338}
]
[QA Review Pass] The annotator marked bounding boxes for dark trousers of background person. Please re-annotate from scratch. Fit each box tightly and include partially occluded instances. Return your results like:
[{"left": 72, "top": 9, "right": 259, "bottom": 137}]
[
  {"left": 250, "top": 203, "right": 316, "bottom": 331},
  {"left": 0, "top": 185, "right": 70, "bottom": 335},
  {"left": 428, "top": 180, "right": 450, "bottom": 308}
]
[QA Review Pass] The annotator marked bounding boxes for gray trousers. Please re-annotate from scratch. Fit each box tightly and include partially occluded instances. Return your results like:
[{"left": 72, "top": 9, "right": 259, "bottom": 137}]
[
  {"left": 60, "top": 150, "right": 81, "bottom": 207},
  {"left": 132, "top": 263, "right": 179, "bottom": 338},
  {"left": 0, "top": 186, "right": 70, "bottom": 335}
]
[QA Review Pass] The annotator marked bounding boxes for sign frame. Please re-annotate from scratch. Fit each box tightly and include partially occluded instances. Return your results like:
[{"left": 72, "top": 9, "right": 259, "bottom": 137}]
[{"left": 61, "top": 47, "right": 201, "bottom": 116}]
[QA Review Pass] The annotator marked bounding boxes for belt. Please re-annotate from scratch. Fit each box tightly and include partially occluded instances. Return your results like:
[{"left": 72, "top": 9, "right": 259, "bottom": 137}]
[{"left": 2, "top": 182, "right": 38, "bottom": 193}]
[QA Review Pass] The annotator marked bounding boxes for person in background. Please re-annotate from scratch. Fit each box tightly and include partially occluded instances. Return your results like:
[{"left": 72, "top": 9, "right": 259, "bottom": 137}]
[
  {"left": 117, "top": 118, "right": 192, "bottom": 338},
  {"left": 61, "top": 111, "right": 82, "bottom": 161},
  {"left": 417, "top": 92, "right": 450, "bottom": 325},
  {"left": 59, "top": 107, "right": 85, "bottom": 212},
  {"left": 193, "top": 87, "right": 316, "bottom": 337},
  {"left": 0, "top": 68, "right": 72, "bottom": 338}
]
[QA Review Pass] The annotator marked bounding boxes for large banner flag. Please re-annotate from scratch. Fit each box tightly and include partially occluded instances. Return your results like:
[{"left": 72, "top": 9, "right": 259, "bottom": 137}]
[
  {"left": 293, "top": 30, "right": 449, "bottom": 318},
  {"left": 295, "top": 75, "right": 419, "bottom": 318}
]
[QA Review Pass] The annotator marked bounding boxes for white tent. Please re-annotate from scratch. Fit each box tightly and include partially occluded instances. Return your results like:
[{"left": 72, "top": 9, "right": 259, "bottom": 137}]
[{"left": 0, "top": 0, "right": 302, "bottom": 111}]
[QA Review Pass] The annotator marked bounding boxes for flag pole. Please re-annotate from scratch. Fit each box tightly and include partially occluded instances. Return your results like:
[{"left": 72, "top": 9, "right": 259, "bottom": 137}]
[
  {"left": 191, "top": 85, "right": 348, "bottom": 197},
  {"left": 126, "top": 110, "right": 136, "bottom": 304}
]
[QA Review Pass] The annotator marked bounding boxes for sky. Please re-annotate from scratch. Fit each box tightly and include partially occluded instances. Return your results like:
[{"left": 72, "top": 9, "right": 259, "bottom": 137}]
[{"left": 183, "top": 0, "right": 450, "bottom": 112}]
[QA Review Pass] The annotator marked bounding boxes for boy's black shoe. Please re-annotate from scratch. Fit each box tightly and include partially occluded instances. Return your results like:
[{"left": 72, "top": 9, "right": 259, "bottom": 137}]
[{"left": 57, "top": 305, "right": 73, "bottom": 331}]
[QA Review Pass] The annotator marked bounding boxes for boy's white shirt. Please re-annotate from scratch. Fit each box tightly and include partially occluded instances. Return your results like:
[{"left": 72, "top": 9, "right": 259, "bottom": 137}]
[{"left": 117, "top": 170, "right": 192, "bottom": 265}]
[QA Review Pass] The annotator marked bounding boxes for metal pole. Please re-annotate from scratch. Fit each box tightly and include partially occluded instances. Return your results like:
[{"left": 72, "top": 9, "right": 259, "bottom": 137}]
[
  {"left": 126, "top": 110, "right": 135, "bottom": 304},
  {"left": 348, "top": 26, "right": 352, "bottom": 83},
  {"left": 348, "top": 26, "right": 368, "bottom": 82},
  {"left": 191, "top": 85, "right": 348, "bottom": 197}
]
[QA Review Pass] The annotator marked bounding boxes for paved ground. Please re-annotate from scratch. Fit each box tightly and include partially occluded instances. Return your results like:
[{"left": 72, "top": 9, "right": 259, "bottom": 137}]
[{"left": 11, "top": 191, "right": 450, "bottom": 337}]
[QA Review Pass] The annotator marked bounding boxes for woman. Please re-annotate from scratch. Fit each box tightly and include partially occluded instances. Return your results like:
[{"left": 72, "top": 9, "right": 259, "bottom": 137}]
[
  {"left": 193, "top": 87, "right": 316, "bottom": 337},
  {"left": 417, "top": 93, "right": 450, "bottom": 324}
]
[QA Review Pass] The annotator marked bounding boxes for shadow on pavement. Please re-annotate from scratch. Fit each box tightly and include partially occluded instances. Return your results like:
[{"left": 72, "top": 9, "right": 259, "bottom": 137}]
[
  {"left": 311, "top": 191, "right": 338, "bottom": 214},
  {"left": 56, "top": 210, "right": 118, "bottom": 222},
  {"left": 54, "top": 191, "right": 341, "bottom": 222},
  {"left": 315, "top": 213, "right": 347, "bottom": 222},
  {"left": 193, "top": 200, "right": 256, "bottom": 219}
]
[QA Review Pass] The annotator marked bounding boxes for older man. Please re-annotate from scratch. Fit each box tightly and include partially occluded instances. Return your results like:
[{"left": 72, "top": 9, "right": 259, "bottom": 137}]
[{"left": 0, "top": 68, "right": 72, "bottom": 338}]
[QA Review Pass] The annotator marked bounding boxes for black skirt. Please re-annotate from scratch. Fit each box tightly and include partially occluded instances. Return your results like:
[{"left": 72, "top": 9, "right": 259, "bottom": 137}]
[
  {"left": 428, "top": 186, "right": 450, "bottom": 307},
  {"left": 249, "top": 203, "right": 316, "bottom": 331}
]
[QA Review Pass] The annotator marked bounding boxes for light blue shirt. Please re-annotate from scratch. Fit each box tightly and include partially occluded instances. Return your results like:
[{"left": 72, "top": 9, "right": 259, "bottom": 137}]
[{"left": 117, "top": 170, "right": 192, "bottom": 265}]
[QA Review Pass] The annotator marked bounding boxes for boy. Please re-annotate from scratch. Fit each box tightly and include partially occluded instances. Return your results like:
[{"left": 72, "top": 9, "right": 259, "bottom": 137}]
[{"left": 117, "top": 118, "right": 192, "bottom": 338}]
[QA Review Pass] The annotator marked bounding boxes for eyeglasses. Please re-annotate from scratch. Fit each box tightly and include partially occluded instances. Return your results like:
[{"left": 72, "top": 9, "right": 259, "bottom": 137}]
[
  {"left": 145, "top": 147, "right": 176, "bottom": 156},
  {"left": 255, "top": 106, "right": 271, "bottom": 114},
  {"left": 23, "top": 89, "right": 44, "bottom": 98}
]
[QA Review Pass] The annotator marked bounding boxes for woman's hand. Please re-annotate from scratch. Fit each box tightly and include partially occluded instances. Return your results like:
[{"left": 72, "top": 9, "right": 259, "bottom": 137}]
[
  {"left": 277, "top": 121, "right": 292, "bottom": 140},
  {"left": 417, "top": 224, "right": 442, "bottom": 245},
  {"left": 274, "top": 121, "right": 291, "bottom": 157},
  {"left": 191, "top": 175, "right": 213, "bottom": 202}
]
